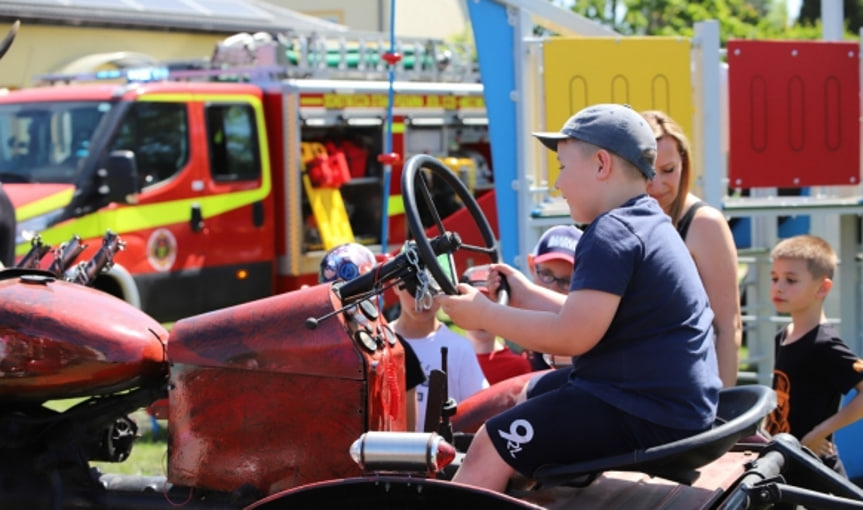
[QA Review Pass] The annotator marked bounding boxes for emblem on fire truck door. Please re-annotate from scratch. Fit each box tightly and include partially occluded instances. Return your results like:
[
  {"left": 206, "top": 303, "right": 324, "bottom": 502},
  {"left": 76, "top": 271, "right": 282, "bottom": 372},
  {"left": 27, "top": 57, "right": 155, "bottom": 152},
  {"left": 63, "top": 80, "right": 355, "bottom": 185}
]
[{"left": 147, "top": 228, "right": 178, "bottom": 272}]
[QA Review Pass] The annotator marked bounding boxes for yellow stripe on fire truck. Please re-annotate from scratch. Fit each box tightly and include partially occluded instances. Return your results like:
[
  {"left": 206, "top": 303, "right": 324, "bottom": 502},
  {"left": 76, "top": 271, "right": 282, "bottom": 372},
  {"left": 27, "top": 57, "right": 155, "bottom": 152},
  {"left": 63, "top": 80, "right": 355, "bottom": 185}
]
[{"left": 16, "top": 188, "right": 76, "bottom": 221}]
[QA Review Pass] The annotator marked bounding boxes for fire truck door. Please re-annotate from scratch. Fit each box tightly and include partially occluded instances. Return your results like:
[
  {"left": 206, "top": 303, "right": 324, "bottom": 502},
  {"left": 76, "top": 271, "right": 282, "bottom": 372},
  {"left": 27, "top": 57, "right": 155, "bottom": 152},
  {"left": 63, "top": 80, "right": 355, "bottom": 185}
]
[
  {"left": 105, "top": 99, "right": 211, "bottom": 321},
  {"left": 106, "top": 97, "right": 273, "bottom": 322},
  {"left": 198, "top": 100, "right": 274, "bottom": 313}
]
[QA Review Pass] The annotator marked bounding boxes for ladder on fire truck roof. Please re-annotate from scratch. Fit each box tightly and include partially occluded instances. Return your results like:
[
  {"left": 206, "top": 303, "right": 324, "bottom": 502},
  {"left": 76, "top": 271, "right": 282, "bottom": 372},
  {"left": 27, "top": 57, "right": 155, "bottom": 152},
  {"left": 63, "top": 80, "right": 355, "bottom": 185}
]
[{"left": 35, "top": 29, "right": 481, "bottom": 85}]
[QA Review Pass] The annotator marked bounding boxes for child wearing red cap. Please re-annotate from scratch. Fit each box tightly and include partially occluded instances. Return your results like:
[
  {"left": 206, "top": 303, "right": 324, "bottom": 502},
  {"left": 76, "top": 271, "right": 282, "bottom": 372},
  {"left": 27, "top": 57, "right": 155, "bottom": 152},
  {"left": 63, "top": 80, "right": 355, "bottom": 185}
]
[{"left": 527, "top": 225, "right": 583, "bottom": 369}]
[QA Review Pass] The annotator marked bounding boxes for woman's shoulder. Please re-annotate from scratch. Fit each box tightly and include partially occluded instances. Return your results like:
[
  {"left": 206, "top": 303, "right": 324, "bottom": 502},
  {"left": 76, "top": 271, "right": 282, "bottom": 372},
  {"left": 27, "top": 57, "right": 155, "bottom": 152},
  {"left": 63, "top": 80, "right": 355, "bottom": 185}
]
[
  {"left": 682, "top": 195, "right": 737, "bottom": 259},
  {"left": 685, "top": 195, "right": 731, "bottom": 231}
]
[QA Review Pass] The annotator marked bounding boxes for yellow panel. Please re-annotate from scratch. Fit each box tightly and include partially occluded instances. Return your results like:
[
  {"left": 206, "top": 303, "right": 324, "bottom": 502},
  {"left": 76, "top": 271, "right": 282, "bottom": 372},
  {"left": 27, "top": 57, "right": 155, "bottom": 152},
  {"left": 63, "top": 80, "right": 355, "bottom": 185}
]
[
  {"left": 542, "top": 37, "right": 692, "bottom": 188},
  {"left": 300, "top": 142, "right": 354, "bottom": 250},
  {"left": 302, "top": 175, "right": 355, "bottom": 251}
]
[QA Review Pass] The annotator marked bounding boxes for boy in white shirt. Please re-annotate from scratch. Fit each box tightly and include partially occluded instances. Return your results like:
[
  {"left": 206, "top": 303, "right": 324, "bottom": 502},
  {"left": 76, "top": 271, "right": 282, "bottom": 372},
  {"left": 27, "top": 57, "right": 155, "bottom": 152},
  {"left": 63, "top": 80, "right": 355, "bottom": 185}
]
[{"left": 390, "top": 282, "right": 489, "bottom": 431}]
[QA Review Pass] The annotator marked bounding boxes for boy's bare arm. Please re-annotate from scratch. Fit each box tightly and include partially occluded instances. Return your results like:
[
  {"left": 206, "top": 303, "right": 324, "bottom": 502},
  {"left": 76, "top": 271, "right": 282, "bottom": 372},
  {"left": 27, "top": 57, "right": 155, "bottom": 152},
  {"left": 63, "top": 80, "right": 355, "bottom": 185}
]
[
  {"left": 801, "top": 379, "right": 863, "bottom": 456},
  {"left": 437, "top": 285, "right": 618, "bottom": 357}
]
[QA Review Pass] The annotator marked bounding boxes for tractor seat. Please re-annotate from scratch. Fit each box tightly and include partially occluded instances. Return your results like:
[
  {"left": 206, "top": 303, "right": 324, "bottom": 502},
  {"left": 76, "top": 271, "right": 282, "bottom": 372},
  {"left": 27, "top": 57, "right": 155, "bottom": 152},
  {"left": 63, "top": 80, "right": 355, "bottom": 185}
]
[{"left": 533, "top": 385, "right": 777, "bottom": 487}]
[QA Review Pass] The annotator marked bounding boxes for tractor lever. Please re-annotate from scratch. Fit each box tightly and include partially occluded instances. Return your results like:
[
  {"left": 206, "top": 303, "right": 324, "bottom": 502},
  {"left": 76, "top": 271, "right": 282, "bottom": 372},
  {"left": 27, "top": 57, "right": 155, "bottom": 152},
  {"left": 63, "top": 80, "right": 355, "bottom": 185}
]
[
  {"left": 15, "top": 234, "right": 50, "bottom": 270},
  {"left": 423, "top": 346, "right": 455, "bottom": 444},
  {"left": 46, "top": 235, "right": 86, "bottom": 277},
  {"left": 305, "top": 297, "right": 368, "bottom": 329},
  {"left": 68, "top": 230, "right": 124, "bottom": 286},
  {"left": 305, "top": 282, "right": 400, "bottom": 330}
]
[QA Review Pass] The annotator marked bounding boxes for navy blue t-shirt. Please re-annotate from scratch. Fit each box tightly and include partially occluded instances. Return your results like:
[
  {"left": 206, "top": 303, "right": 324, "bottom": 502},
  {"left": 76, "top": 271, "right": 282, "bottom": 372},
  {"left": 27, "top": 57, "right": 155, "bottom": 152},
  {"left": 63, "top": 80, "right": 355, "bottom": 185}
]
[{"left": 569, "top": 194, "right": 721, "bottom": 430}]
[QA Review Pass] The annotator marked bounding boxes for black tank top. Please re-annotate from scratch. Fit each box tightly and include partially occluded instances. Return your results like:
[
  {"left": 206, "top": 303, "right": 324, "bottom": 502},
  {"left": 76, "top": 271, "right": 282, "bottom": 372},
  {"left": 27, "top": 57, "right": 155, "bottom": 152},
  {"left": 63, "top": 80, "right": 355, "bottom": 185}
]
[{"left": 676, "top": 201, "right": 707, "bottom": 240}]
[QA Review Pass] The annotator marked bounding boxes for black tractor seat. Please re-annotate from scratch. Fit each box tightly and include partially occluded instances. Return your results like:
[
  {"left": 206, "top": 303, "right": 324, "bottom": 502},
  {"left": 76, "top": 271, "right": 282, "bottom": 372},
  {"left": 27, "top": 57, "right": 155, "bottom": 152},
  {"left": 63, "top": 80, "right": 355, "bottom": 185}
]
[{"left": 533, "top": 384, "right": 777, "bottom": 487}]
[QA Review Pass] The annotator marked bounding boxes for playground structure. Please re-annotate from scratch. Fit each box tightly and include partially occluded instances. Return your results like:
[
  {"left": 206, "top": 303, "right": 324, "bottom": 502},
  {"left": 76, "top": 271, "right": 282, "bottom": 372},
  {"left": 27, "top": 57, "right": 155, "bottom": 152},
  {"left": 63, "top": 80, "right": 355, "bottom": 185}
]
[{"left": 466, "top": 0, "right": 863, "bottom": 480}]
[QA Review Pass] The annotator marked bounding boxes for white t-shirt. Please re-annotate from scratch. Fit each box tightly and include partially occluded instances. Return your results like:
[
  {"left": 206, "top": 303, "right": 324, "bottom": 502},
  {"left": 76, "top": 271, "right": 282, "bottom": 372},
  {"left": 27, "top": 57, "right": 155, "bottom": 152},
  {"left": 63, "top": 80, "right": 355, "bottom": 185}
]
[{"left": 403, "top": 324, "right": 489, "bottom": 431}]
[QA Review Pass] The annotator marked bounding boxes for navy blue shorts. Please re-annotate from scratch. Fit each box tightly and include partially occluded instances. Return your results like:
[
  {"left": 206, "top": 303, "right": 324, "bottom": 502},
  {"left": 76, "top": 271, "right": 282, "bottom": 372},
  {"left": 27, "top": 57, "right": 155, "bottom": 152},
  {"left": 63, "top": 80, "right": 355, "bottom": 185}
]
[{"left": 486, "top": 369, "right": 702, "bottom": 477}]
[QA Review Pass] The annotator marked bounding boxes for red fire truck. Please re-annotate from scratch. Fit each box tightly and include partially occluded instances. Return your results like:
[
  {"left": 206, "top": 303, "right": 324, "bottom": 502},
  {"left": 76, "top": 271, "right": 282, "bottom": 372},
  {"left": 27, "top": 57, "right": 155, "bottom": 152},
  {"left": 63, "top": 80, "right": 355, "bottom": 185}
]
[{"left": 0, "top": 31, "right": 494, "bottom": 322}]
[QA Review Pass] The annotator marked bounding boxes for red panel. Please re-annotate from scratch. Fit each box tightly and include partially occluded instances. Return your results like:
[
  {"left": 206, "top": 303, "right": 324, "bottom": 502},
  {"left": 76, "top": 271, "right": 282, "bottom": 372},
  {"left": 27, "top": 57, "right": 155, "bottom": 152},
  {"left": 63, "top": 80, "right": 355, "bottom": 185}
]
[
  {"left": 167, "top": 283, "right": 407, "bottom": 494},
  {"left": 727, "top": 40, "right": 859, "bottom": 188}
]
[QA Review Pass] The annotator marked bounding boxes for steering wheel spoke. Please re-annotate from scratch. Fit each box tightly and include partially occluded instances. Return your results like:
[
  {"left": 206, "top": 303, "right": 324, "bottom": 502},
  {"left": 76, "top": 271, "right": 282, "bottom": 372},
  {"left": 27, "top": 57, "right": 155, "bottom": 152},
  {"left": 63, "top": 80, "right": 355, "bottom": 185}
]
[
  {"left": 457, "top": 243, "right": 500, "bottom": 256},
  {"left": 414, "top": 171, "right": 447, "bottom": 235}
]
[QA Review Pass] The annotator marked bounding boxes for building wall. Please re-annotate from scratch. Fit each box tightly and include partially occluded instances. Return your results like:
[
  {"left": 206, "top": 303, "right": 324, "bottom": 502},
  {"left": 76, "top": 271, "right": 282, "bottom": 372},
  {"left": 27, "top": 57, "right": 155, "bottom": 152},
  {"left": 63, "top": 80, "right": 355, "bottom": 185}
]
[
  {"left": 270, "top": 0, "right": 469, "bottom": 39},
  {"left": 394, "top": 0, "right": 469, "bottom": 39},
  {"left": 276, "top": 0, "right": 382, "bottom": 30},
  {"left": 2, "top": 25, "right": 224, "bottom": 89}
]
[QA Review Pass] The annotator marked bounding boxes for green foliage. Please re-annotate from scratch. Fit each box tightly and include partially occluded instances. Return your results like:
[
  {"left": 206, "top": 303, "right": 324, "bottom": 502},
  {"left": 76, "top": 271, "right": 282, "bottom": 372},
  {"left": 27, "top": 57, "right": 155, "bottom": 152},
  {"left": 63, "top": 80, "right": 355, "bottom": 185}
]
[
  {"left": 799, "top": 0, "right": 863, "bottom": 35},
  {"left": 566, "top": 0, "right": 856, "bottom": 43}
]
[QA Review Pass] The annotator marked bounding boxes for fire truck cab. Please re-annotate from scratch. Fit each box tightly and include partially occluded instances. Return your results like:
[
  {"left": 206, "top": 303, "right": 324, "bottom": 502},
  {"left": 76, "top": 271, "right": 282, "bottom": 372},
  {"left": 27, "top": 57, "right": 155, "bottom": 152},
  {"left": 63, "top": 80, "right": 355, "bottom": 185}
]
[{"left": 1, "top": 31, "right": 492, "bottom": 321}]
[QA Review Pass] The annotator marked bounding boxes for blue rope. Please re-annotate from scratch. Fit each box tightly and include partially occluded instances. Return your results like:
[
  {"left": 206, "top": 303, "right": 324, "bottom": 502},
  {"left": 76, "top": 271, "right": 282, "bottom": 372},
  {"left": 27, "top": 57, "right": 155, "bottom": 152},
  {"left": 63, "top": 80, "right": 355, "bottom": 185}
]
[{"left": 380, "top": 0, "right": 397, "bottom": 256}]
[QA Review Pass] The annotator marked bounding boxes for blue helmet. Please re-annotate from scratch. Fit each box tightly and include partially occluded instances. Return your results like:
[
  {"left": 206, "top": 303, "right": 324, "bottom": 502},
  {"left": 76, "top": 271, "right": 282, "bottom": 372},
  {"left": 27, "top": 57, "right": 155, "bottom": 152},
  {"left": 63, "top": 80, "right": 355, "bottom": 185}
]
[{"left": 319, "top": 243, "right": 377, "bottom": 283}]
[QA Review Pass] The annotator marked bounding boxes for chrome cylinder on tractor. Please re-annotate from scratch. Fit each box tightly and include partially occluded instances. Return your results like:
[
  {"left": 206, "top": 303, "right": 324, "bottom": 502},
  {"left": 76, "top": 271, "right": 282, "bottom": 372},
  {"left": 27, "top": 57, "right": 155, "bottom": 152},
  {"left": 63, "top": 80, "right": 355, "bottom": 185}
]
[{"left": 350, "top": 431, "right": 457, "bottom": 476}]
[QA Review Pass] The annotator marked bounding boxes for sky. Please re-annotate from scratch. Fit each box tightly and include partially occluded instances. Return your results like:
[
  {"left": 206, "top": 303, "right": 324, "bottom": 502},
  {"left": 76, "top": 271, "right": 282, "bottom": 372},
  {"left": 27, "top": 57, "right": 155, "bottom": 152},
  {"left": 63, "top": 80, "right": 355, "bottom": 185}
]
[{"left": 788, "top": 0, "right": 802, "bottom": 21}]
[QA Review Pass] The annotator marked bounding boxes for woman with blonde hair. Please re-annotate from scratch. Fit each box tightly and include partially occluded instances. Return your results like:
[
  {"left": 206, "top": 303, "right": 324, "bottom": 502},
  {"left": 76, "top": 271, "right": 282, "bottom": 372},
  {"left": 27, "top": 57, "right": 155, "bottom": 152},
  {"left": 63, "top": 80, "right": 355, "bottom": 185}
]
[{"left": 642, "top": 110, "right": 742, "bottom": 388}]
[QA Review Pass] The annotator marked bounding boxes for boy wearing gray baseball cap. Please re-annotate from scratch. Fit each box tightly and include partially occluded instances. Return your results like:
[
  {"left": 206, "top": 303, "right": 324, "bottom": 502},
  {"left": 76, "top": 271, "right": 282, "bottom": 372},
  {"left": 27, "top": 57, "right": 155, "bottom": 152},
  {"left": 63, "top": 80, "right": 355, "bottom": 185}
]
[{"left": 437, "top": 103, "right": 721, "bottom": 492}]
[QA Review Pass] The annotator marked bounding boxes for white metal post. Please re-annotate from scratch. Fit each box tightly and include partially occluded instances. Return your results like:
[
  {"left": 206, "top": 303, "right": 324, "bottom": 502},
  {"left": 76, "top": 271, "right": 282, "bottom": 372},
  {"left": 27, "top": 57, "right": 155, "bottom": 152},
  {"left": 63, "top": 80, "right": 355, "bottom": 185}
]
[{"left": 692, "top": 21, "right": 723, "bottom": 210}]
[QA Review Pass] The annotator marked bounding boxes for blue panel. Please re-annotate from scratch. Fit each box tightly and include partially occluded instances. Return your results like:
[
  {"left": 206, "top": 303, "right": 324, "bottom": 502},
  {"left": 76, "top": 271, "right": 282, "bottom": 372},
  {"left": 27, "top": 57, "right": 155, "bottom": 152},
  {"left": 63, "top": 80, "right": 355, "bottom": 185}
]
[
  {"left": 777, "top": 216, "right": 810, "bottom": 238},
  {"left": 777, "top": 188, "right": 811, "bottom": 239},
  {"left": 466, "top": 0, "right": 520, "bottom": 267},
  {"left": 731, "top": 217, "right": 751, "bottom": 249},
  {"left": 835, "top": 391, "right": 863, "bottom": 483}
]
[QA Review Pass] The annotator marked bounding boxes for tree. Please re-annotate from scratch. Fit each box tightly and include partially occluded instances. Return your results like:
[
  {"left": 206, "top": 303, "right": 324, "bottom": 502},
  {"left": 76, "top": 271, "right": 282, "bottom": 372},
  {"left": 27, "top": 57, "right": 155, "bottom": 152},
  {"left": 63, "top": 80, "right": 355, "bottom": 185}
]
[
  {"left": 567, "top": 0, "right": 832, "bottom": 43},
  {"left": 798, "top": 0, "right": 863, "bottom": 35}
]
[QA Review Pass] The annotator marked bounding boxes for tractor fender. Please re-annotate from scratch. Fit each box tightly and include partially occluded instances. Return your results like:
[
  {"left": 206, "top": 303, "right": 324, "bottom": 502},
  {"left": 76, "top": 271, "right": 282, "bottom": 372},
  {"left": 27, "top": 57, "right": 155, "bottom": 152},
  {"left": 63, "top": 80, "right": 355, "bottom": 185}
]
[{"left": 246, "top": 475, "right": 542, "bottom": 510}]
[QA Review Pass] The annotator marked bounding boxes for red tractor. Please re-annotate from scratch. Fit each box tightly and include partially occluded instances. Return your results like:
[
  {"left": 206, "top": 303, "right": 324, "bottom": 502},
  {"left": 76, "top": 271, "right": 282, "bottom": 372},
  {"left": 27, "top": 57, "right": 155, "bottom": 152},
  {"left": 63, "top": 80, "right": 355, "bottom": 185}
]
[{"left": 1, "top": 156, "right": 862, "bottom": 509}]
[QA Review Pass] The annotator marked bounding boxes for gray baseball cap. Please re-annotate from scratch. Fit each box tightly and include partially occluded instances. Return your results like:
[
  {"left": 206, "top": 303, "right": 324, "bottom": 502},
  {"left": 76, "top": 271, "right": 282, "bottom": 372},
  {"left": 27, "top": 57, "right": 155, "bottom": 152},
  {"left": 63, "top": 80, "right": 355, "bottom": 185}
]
[{"left": 533, "top": 103, "right": 657, "bottom": 179}]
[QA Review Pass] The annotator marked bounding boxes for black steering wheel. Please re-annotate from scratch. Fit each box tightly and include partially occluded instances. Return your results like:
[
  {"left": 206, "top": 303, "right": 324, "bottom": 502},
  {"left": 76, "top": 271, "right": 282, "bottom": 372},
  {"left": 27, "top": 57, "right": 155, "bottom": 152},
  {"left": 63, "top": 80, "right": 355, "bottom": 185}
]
[{"left": 401, "top": 154, "right": 500, "bottom": 295}]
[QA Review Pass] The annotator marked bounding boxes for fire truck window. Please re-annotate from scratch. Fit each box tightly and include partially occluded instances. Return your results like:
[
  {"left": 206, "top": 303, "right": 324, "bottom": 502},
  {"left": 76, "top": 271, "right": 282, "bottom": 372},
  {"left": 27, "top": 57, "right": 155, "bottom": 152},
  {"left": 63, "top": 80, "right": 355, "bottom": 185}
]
[
  {"left": 206, "top": 103, "right": 260, "bottom": 182},
  {"left": 109, "top": 102, "right": 189, "bottom": 188},
  {"left": 0, "top": 102, "right": 109, "bottom": 184}
]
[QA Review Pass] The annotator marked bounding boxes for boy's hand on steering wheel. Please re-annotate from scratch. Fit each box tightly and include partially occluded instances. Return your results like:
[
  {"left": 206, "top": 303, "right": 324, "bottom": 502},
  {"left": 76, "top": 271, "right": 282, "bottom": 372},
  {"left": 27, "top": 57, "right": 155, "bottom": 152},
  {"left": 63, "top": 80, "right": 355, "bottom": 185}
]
[
  {"left": 436, "top": 283, "right": 493, "bottom": 331},
  {"left": 487, "top": 263, "right": 532, "bottom": 307}
]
